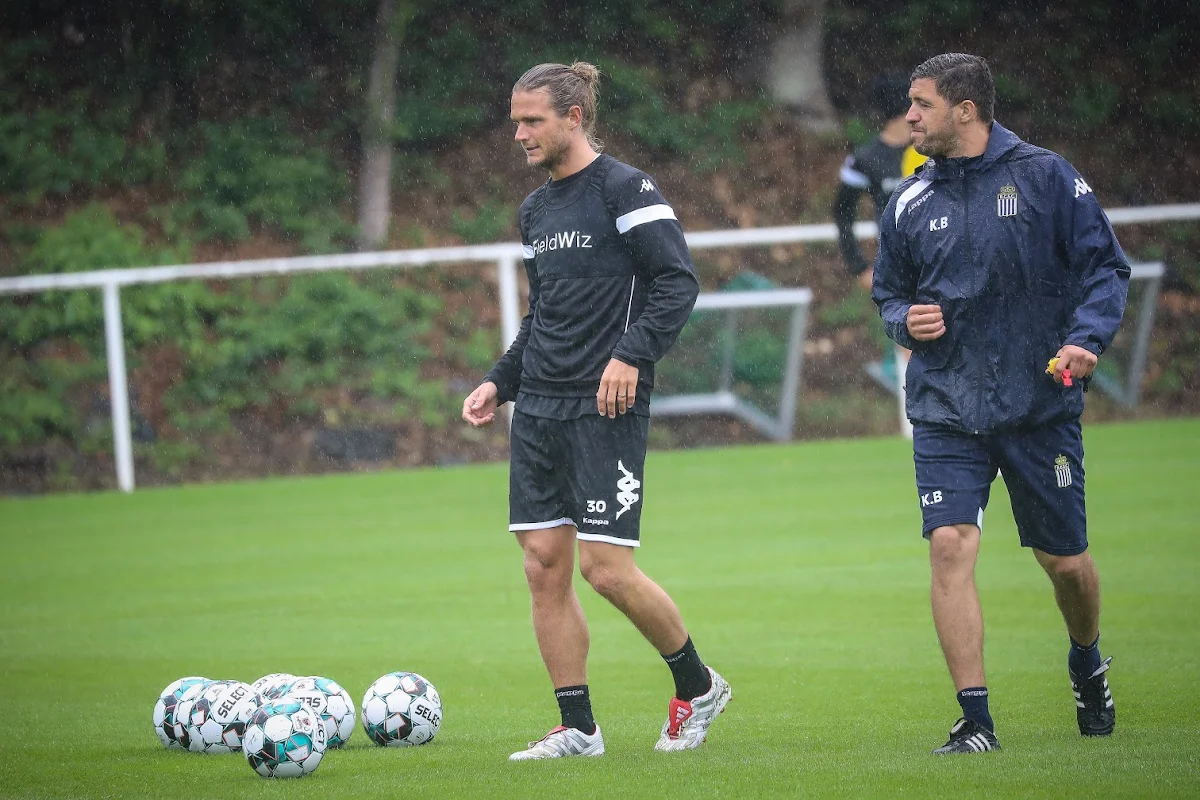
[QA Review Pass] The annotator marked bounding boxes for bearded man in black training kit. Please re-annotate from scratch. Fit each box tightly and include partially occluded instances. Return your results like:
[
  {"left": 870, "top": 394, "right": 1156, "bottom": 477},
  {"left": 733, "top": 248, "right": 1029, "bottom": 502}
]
[{"left": 462, "top": 62, "right": 731, "bottom": 760}]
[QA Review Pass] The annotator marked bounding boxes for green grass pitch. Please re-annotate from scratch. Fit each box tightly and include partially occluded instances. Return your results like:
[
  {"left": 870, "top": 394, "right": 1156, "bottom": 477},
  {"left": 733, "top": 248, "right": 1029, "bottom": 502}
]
[{"left": 1, "top": 419, "right": 1197, "bottom": 798}]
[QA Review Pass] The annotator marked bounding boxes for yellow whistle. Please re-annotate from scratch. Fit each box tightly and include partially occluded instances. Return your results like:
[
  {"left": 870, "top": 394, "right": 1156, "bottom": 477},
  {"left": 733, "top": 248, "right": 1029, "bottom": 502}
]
[{"left": 1046, "top": 357, "right": 1060, "bottom": 376}]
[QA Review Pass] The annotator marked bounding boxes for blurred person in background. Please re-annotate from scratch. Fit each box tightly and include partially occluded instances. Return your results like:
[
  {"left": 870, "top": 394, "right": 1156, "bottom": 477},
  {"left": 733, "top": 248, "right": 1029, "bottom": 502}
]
[
  {"left": 462, "top": 61, "right": 731, "bottom": 761},
  {"left": 835, "top": 72, "right": 927, "bottom": 433},
  {"left": 834, "top": 70, "right": 928, "bottom": 292},
  {"left": 873, "top": 53, "right": 1129, "bottom": 755}
]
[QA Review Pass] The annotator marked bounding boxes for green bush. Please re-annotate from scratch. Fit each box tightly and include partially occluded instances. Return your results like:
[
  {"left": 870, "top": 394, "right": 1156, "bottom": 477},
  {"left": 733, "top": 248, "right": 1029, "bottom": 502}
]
[
  {"left": 164, "top": 271, "right": 447, "bottom": 433},
  {"left": 0, "top": 94, "right": 166, "bottom": 205},
  {"left": 1146, "top": 91, "right": 1200, "bottom": 130},
  {"left": 392, "top": 22, "right": 490, "bottom": 144},
  {"left": 0, "top": 206, "right": 175, "bottom": 454},
  {"left": 605, "top": 64, "right": 767, "bottom": 172},
  {"left": 179, "top": 118, "right": 351, "bottom": 252},
  {"left": 0, "top": 208, "right": 453, "bottom": 473},
  {"left": 1069, "top": 79, "right": 1121, "bottom": 132},
  {"left": 451, "top": 201, "right": 516, "bottom": 244}
]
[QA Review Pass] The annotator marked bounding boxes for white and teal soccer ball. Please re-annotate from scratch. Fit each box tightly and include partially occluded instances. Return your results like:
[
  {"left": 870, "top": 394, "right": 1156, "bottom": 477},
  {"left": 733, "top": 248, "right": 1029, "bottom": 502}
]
[
  {"left": 361, "top": 672, "right": 442, "bottom": 747},
  {"left": 286, "top": 676, "right": 356, "bottom": 748},
  {"left": 242, "top": 699, "right": 327, "bottom": 778},
  {"left": 250, "top": 673, "right": 298, "bottom": 702},
  {"left": 177, "top": 680, "right": 257, "bottom": 753},
  {"left": 152, "top": 677, "right": 211, "bottom": 749}
]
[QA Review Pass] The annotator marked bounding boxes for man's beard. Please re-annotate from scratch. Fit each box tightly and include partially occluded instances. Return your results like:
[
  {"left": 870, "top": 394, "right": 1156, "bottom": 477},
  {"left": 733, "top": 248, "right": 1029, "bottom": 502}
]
[
  {"left": 531, "top": 134, "right": 570, "bottom": 173},
  {"left": 914, "top": 127, "right": 957, "bottom": 158}
]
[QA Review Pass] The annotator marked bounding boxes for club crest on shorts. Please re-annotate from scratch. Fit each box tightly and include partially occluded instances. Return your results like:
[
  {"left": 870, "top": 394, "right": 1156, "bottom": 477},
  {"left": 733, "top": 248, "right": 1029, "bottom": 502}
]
[
  {"left": 997, "top": 184, "right": 1018, "bottom": 217},
  {"left": 615, "top": 460, "right": 641, "bottom": 519},
  {"left": 1054, "top": 454, "right": 1072, "bottom": 488}
]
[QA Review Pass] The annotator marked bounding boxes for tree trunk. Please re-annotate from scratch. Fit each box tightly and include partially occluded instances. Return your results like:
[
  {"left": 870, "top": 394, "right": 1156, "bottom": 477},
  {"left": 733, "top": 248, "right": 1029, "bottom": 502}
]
[
  {"left": 357, "top": 0, "right": 414, "bottom": 251},
  {"left": 766, "top": 0, "right": 838, "bottom": 132}
]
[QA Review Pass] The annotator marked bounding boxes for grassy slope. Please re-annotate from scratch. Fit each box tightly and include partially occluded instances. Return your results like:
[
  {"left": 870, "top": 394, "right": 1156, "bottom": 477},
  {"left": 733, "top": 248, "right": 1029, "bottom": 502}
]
[{"left": 0, "top": 419, "right": 1197, "bottom": 798}]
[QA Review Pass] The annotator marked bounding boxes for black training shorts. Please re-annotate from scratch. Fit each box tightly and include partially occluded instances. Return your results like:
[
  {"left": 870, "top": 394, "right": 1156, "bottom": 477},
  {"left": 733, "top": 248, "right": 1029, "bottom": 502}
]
[{"left": 508, "top": 409, "right": 649, "bottom": 547}]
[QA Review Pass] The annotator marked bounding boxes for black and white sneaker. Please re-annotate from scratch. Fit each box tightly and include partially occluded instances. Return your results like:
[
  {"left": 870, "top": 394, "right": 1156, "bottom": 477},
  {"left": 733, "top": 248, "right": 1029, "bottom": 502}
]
[
  {"left": 1072, "top": 656, "right": 1115, "bottom": 736},
  {"left": 932, "top": 717, "right": 1001, "bottom": 755}
]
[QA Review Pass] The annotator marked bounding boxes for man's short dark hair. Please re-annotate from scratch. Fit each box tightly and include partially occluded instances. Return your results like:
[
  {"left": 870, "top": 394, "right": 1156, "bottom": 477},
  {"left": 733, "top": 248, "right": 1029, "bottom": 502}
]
[
  {"left": 871, "top": 70, "right": 913, "bottom": 119},
  {"left": 911, "top": 53, "right": 995, "bottom": 123}
]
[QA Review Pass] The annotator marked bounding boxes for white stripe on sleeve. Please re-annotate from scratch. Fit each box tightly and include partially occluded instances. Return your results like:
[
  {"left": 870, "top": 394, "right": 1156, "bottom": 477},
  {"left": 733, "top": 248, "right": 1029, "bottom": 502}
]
[
  {"left": 615, "top": 204, "right": 676, "bottom": 234},
  {"left": 624, "top": 276, "right": 636, "bottom": 331},
  {"left": 894, "top": 179, "right": 932, "bottom": 224},
  {"left": 840, "top": 164, "right": 871, "bottom": 189}
]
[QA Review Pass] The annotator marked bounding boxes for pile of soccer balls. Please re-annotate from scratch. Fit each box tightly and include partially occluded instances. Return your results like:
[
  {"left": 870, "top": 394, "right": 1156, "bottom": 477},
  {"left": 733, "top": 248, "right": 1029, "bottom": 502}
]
[{"left": 152, "top": 671, "right": 442, "bottom": 779}]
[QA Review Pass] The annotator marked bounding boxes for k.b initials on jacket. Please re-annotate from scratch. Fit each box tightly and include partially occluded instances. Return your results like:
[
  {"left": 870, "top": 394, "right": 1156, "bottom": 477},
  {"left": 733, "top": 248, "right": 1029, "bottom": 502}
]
[{"left": 872, "top": 122, "right": 1130, "bottom": 433}]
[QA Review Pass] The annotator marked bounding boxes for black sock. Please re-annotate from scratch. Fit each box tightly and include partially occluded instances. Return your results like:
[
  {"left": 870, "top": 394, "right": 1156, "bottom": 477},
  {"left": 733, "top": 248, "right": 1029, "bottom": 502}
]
[
  {"left": 957, "top": 687, "right": 994, "bottom": 732},
  {"left": 663, "top": 636, "right": 711, "bottom": 701},
  {"left": 554, "top": 685, "right": 595, "bottom": 733},
  {"left": 1069, "top": 634, "right": 1102, "bottom": 678}
]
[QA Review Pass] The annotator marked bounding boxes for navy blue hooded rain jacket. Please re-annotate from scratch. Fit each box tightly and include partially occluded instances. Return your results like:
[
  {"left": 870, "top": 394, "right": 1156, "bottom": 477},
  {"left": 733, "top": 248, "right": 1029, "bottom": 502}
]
[{"left": 873, "top": 122, "right": 1130, "bottom": 433}]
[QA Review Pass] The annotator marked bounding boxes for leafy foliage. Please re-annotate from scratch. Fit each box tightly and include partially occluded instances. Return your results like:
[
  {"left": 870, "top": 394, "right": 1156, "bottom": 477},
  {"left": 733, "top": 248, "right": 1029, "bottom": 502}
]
[
  {"left": 0, "top": 207, "right": 171, "bottom": 452},
  {"left": 605, "top": 65, "right": 769, "bottom": 172},
  {"left": 179, "top": 118, "right": 351, "bottom": 251},
  {"left": 0, "top": 209, "right": 449, "bottom": 479}
]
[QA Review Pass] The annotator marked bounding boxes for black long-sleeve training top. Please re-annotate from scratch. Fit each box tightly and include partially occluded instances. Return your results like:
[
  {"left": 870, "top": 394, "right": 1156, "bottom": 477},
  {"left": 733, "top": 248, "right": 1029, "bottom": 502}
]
[
  {"left": 484, "top": 154, "right": 700, "bottom": 419},
  {"left": 833, "top": 138, "right": 926, "bottom": 276}
]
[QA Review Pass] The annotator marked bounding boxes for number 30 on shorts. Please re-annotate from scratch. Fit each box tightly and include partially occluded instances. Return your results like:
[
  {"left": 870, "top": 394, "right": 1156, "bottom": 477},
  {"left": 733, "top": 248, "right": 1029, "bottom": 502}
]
[{"left": 586, "top": 500, "right": 607, "bottom": 513}]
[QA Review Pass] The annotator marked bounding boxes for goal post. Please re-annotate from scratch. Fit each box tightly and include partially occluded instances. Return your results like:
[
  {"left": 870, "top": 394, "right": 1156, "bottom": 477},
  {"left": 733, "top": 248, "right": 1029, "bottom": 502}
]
[{"left": 651, "top": 288, "right": 812, "bottom": 441}]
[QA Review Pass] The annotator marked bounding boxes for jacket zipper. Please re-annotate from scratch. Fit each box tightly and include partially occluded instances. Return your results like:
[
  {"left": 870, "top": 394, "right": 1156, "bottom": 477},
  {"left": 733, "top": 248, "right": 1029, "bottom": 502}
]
[{"left": 963, "top": 166, "right": 982, "bottom": 434}]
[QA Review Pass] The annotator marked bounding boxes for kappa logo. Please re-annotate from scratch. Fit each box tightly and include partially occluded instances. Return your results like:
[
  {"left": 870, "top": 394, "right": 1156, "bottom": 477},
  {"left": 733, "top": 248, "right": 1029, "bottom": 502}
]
[
  {"left": 907, "top": 189, "right": 935, "bottom": 213},
  {"left": 1073, "top": 177, "right": 1092, "bottom": 198},
  {"left": 615, "top": 460, "right": 641, "bottom": 519},
  {"left": 639, "top": 179, "right": 654, "bottom": 193},
  {"left": 1054, "top": 454, "right": 1073, "bottom": 488}
]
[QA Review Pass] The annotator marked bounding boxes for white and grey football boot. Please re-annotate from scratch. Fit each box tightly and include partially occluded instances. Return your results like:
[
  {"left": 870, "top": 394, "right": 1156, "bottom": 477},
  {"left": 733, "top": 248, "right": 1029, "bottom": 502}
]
[
  {"left": 509, "top": 724, "right": 605, "bottom": 761},
  {"left": 654, "top": 667, "right": 732, "bottom": 752}
]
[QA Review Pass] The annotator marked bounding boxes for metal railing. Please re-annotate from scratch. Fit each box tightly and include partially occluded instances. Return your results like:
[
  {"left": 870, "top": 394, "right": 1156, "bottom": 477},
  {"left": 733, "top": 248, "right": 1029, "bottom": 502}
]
[{"left": 1, "top": 203, "right": 1196, "bottom": 492}]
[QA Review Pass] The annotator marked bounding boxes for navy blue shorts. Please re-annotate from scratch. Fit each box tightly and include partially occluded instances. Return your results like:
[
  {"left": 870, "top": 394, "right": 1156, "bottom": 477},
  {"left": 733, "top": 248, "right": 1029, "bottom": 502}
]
[
  {"left": 912, "top": 418, "right": 1087, "bottom": 555},
  {"left": 508, "top": 410, "right": 649, "bottom": 547}
]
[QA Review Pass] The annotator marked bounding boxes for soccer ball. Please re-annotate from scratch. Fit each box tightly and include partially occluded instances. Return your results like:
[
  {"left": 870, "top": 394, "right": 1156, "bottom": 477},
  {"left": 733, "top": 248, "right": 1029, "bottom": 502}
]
[
  {"left": 177, "top": 680, "right": 257, "bottom": 753},
  {"left": 242, "top": 699, "right": 327, "bottom": 778},
  {"left": 361, "top": 672, "right": 442, "bottom": 747},
  {"left": 286, "top": 676, "right": 356, "bottom": 748},
  {"left": 152, "top": 677, "right": 211, "bottom": 749},
  {"left": 250, "top": 673, "right": 298, "bottom": 701}
]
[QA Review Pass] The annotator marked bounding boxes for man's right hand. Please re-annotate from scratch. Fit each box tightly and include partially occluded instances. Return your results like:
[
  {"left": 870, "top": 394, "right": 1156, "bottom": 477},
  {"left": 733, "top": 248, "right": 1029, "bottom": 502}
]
[
  {"left": 856, "top": 268, "right": 874, "bottom": 292},
  {"left": 462, "top": 381, "right": 500, "bottom": 427},
  {"left": 907, "top": 304, "right": 946, "bottom": 341}
]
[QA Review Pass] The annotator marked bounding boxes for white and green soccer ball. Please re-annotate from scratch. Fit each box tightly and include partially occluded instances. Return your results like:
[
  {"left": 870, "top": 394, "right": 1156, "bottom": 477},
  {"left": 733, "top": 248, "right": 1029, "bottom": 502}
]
[
  {"left": 361, "top": 672, "right": 442, "bottom": 747},
  {"left": 286, "top": 676, "right": 356, "bottom": 747},
  {"left": 250, "top": 673, "right": 298, "bottom": 702},
  {"left": 152, "top": 677, "right": 211, "bottom": 749},
  {"left": 242, "top": 699, "right": 327, "bottom": 778},
  {"left": 176, "top": 680, "right": 257, "bottom": 753}
]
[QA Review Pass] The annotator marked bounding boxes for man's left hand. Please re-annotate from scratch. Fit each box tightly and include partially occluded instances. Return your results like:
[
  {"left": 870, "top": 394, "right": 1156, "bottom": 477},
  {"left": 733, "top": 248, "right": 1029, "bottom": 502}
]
[
  {"left": 1052, "top": 344, "right": 1098, "bottom": 383},
  {"left": 598, "top": 359, "right": 639, "bottom": 418}
]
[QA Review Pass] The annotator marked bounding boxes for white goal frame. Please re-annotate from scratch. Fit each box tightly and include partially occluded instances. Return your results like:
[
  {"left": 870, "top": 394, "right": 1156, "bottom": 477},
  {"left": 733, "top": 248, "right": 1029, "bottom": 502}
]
[{"left": 651, "top": 288, "right": 813, "bottom": 442}]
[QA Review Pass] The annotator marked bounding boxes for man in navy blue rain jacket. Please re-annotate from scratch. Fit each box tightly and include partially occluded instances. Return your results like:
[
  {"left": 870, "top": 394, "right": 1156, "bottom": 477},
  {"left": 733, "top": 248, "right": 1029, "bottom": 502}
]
[{"left": 872, "top": 53, "right": 1130, "bottom": 755}]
